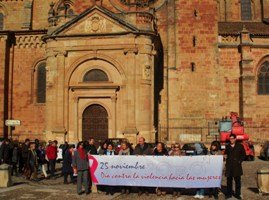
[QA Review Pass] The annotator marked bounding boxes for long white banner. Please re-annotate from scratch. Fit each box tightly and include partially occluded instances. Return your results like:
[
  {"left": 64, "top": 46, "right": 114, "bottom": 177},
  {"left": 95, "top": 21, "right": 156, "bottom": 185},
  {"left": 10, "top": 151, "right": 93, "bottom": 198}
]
[{"left": 89, "top": 155, "right": 223, "bottom": 188}]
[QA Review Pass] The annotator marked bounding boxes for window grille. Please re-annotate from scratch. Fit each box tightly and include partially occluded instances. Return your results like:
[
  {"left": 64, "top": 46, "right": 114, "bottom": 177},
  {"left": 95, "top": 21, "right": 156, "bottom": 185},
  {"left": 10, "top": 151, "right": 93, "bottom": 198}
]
[{"left": 241, "top": 0, "right": 252, "bottom": 20}]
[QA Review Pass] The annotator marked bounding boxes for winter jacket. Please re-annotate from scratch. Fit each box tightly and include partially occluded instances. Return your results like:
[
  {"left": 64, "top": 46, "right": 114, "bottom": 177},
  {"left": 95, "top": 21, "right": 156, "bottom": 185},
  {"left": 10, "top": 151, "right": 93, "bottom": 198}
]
[
  {"left": 27, "top": 149, "right": 38, "bottom": 171},
  {"left": 1, "top": 143, "right": 12, "bottom": 164},
  {"left": 85, "top": 144, "right": 97, "bottom": 155},
  {"left": 133, "top": 143, "right": 152, "bottom": 155},
  {"left": 225, "top": 142, "right": 246, "bottom": 177},
  {"left": 12, "top": 147, "right": 18, "bottom": 163},
  {"left": 62, "top": 149, "right": 73, "bottom": 174},
  {"left": 46, "top": 145, "right": 57, "bottom": 160},
  {"left": 21, "top": 143, "right": 29, "bottom": 159},
  {"left": 118, "top": 148, "right": 131, "bottom": 155},
  {"left": 72, "top": 150, "right": 89, "bottom": 171},
  {"left": 38, "top": 149, "right": 47, "bottom": 165},
  {"left": 104, "top": 150, "right": 116, "bottom": 155},
  {"left": 153, "top": 148, "right": 168, "bottom": 156}
]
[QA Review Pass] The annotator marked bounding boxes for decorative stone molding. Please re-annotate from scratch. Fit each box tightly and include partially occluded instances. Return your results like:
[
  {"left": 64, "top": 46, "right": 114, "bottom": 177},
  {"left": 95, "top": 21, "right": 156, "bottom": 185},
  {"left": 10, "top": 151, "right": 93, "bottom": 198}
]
[
  {"left": 111, "top": 0, "right": 167, "bottom": 12},
  {"left": 45, "top": 50, "right": 67, "bottom": 58},
  {"left": 142, "top": 65, "right": 151, "bottom": 80},
  {"left": 0, "top": 35, "right": 7, "bottom": 42},
  {"left": 219, "top": 35, "right": 239, "bottom": 43},
  {"left": 136, "top": 12, "right": 153, "bottom": 24},
  {"left": 85, "top": 15, "right": 106, "bottom": 33},
  {"left": 123, "top": 48, "right": 138, "bottom": 55},
  {"left": 15, "top": 35, "right": 46, "bottom": 49}
]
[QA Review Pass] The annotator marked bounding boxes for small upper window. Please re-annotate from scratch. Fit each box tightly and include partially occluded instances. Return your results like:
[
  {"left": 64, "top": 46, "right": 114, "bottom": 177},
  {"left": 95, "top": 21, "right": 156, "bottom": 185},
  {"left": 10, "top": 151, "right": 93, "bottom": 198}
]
[
  {"left": 0, "top": 13, "right": 4, "bottom": 30},
  {"left": 241, "top": 0, "right": 252, "bottom": 21},
  {"left": 83, "top": 69, "right": 109, "bottom": 82},
  {"left": 258, "top": 61, "right": 269, "bottom": 95},
  {"left": 37, "top": 63, "right": 46, "bottom": 103}
]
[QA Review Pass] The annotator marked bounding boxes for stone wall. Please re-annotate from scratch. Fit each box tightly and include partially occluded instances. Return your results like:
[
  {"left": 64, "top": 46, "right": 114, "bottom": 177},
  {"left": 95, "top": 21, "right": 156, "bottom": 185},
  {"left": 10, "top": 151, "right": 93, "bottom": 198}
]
[
  {"left": 10, "top": 33, "right": 46, "bottom": 141},
  {"left": 0, "top": 0, "right": 268, "bottom": 142}
]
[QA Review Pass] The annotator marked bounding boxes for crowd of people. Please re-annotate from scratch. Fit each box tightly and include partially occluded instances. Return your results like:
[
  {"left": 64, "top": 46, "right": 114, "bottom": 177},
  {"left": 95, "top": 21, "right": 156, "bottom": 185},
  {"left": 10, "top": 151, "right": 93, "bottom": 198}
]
[{"left": 0, "top": 134, "right": 246, "bottom": 200}]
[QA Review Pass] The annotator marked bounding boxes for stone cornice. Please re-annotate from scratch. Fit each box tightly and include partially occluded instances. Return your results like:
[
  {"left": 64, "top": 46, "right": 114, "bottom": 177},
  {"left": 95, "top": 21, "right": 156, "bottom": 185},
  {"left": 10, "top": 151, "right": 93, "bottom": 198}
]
[{"left": 15, "top": 34, "right": 46, "bottom": 49}]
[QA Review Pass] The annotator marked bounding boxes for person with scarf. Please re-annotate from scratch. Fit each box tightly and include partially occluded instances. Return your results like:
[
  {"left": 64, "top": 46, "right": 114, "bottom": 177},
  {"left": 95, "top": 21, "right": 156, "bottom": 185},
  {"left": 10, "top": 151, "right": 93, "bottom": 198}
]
[
  {"left": 118, "top": 141, "right": 132, "bottom": 194},
  {"left": 72, "top": 142, "right": 90, "bottom": 195}
]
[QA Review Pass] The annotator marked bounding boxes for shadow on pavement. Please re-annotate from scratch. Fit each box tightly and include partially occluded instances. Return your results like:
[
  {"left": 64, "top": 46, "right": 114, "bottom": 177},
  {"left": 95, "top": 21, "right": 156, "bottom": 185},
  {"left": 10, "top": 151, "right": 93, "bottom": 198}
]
[{"left": 248, "top": 187, "right": 259, "bottom": 194}]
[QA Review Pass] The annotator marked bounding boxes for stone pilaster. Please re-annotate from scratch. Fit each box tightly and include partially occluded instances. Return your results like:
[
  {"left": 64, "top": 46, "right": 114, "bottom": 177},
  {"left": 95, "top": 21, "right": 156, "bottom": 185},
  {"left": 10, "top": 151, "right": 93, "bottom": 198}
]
[
  {"left": 123, "top": 48, "right": 138, "bottom": 138},
  {"left": 239, "top": 27, "right": 255, "bottom": 120},
  {"left": 45, "top": 50, "right": 67, "bottom": 142}
]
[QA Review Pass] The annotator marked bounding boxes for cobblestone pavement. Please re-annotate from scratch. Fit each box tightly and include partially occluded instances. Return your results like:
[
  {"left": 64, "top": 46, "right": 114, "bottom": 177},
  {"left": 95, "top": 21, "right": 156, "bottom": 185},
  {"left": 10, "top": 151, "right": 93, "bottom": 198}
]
[{"left": 0, "top": 158, "right": 268, "bottom": 200}]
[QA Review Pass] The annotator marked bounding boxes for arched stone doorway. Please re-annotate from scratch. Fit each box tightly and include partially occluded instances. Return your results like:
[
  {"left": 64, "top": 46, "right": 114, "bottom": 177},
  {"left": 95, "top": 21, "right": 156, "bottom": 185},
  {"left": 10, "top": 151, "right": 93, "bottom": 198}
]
[{"left": 82, "top": 104, "right": 108, "bottom": 142}]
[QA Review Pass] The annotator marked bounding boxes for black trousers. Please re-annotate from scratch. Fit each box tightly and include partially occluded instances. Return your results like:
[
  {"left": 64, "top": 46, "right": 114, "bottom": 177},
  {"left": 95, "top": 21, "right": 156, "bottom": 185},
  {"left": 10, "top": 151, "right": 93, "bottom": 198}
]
[
  {"left": 49, "top": 159, "right": 56, "bottom": 177},
  {"left": 227, "top": 176, "right": 241, "bottom": 196},
  {"left": 63, "top": 172, "right": 74, "bottom": 183}
]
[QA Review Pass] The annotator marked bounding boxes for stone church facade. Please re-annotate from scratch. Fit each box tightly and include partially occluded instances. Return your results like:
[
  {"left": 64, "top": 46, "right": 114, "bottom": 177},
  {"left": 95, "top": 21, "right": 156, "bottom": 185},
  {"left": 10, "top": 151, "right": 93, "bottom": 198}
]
[{"left": 0, "top": 0, "right": 268, "bottom": 144}]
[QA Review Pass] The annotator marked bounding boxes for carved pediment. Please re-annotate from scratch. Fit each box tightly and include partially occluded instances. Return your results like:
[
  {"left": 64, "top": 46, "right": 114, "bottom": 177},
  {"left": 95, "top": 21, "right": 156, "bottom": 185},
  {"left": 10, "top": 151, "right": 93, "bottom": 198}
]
[{"left": 48, "top": 6, "right": 138, "bottom": 37}]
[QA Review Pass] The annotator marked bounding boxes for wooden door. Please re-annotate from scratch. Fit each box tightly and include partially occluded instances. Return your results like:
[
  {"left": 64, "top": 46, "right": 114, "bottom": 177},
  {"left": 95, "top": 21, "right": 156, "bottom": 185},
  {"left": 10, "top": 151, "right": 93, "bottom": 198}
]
[{"left": 82, "top": 104, "right": 108, "bottom": 142}]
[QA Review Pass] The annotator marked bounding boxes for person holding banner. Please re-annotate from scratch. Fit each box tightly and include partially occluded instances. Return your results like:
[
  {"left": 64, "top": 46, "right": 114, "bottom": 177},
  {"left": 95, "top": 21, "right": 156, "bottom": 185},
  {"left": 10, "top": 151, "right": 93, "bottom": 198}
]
[
  {"left": 153, "top": 142, "right": 168, "bottom": 196},
  {"left": 225, "top": 134, "right": 246, "bottom": 200},
  {"left": 209, "top": 141, "right": 222, "bottom": 200},
  {"left": 119, "top": 141, "right": 132, "bottom": 194},
  {"left": 72, "top": 142, "right": 90, "bottom": 195},
  {"left": 169, "top": 143, "right": 183, "bottom": 197},
  {"left": 194, "top": 142, "right": 206, "bottom": 199},
  {"left": 104, "top": 143, "right": 117, "bottom": 195},
  {"left": 133, "top": 137, "right": 152, "bottom": 196}
]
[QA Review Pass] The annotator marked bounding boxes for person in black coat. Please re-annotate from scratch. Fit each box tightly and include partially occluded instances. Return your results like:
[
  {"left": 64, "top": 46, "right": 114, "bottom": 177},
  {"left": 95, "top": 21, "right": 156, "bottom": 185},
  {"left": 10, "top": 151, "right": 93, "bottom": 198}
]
[
  {"left": 62, "top": 145, "right": 75, "bottom": 184},
  {"left": 22, "top": 139, "right": 30, "bottom": 171},
  {"left": 37, "top": 144, "right": 48, "bottom": 178},
  {"left": 0, "top": 139, "right": 12, "bottom": 165},
  {"left": 133, "top": 137, "right": 153, "bottom": 196},
  {"left": 26, "top": 142, "right": 38, "bottom": 181},
  {"left": 224, "top": 134, "right": 246, "bottom": 200},
  {"left": 84, "top": 138, "right": 97, "bottom": 155}
]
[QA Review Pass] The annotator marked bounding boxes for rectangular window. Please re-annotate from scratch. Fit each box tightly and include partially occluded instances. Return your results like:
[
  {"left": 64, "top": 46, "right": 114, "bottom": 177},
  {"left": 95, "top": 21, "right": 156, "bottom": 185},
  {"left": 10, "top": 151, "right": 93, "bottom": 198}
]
[{"left": 241, "top": 0, "right": 252, "bottom": 21}]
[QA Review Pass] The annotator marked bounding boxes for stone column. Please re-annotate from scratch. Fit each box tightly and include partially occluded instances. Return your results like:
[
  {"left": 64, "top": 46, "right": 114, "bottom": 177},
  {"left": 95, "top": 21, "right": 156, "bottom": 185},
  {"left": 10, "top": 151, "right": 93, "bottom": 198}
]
[{"left": 239, "top": 27, "right": 255, "bottom": 121}]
